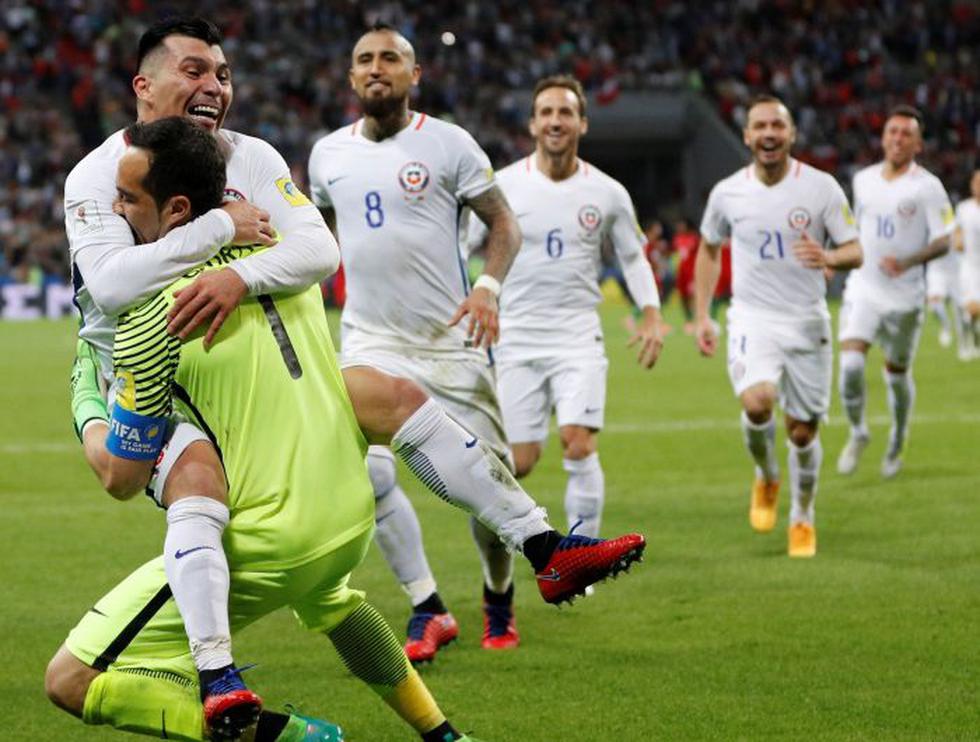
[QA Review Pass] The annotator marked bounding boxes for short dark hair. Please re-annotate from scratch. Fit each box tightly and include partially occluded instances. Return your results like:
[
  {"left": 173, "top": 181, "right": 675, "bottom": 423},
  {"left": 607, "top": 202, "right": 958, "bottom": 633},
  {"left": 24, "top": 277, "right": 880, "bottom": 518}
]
[
  {"left": 124, "top": 117, "right": 226, "bottom": 218},
  {"left": 745, "top": 94, "right": 795, "bottom": 126},
  {"left": 532, "top": 75, "right": 587, "bottom": 117},
  {"left": 137, "top": 17, "right": 222, "bottom": 71},
  {"left": 887, "top": 104, "right": 925, "bottom": 134}
]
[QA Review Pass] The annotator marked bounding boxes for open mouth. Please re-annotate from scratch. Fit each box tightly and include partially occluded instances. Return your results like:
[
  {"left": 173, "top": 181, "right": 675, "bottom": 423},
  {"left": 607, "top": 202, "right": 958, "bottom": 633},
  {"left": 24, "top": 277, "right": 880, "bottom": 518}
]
[{"left": 186, "top": 104, "right": 221, "bottom": 127}]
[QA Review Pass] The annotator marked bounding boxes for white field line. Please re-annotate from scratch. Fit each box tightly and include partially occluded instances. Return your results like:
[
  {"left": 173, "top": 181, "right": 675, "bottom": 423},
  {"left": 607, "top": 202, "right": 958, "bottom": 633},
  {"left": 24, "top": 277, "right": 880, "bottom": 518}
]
[{"left": 3, "top": 412, "right": 979, "bottom": 454}]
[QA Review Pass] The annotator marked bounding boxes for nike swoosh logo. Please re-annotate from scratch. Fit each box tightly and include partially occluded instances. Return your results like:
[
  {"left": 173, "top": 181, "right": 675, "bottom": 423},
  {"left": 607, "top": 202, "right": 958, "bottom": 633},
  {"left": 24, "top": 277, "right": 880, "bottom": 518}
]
[
  {"left": 88, "top": 607, "right": 107, "bottom": 617},
  {"left": 537, "top": 568, "right": 561, "bottom": 581},
  {"left": 584, "top": 407, "right": 601, "bottom": 414},
  {"left": 376, "top": 511, "right": 395, "bottom": 524},
  {"left": 174, "top": 546, "right": 216, "bottom": 560},
  {"left": 326, "top": 176, "right": 347, "bottom": 185},
  {"left": 464, "top": 437, "right": 478, "bottom": 448}
]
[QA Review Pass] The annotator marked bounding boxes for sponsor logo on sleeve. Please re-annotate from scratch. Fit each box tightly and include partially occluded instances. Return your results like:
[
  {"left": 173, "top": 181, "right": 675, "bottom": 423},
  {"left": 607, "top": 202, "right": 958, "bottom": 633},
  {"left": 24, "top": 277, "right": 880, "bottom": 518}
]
[
  {"left": 841, "top": 202, "right": 855, "bottom": 226},
  {"left": 941, "top": 204, "right": 955, "bottom": 226},
  {"left": 484, "top": 167, "right": 494, "bottom": 182},
  {"left": 275, "top": 177, "right": 312, "bottom": 207},
  {"left": 72, "top": 199, "right": 104, "bottom": 236}
]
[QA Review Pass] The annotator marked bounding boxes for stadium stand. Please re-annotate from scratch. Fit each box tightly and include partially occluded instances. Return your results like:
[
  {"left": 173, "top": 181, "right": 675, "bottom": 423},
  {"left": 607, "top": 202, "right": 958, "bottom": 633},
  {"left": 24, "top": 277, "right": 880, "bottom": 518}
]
[{"left": 1, "top": 1, "right": 977, "bottom": 285}]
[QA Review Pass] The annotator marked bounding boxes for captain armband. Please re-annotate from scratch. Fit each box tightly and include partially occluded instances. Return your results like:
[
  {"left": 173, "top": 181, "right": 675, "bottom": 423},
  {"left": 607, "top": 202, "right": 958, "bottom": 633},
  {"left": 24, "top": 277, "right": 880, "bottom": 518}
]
[{"left": 106, "top": 405, "right": 169, "bottom": 460}]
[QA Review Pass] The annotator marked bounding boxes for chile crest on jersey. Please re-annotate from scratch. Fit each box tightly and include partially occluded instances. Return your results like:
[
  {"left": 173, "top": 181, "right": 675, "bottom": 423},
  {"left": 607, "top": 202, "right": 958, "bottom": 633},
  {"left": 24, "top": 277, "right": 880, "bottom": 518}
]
[
  {"left": 578, "top": 204, "right": 603, "bottom": 241},
  {"left": 787, "top": 207, "right": 811, "bottom": 232},
  {"left": 398, "top": 161, "right": 430, "bottom": 203}
]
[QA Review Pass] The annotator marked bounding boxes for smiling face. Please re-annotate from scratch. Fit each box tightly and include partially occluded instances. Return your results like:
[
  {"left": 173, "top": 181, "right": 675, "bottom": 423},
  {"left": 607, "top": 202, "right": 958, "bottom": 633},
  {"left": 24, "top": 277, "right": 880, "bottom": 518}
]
[
  {"left": 113, "top": 147, "right": 189, "bottom": 244},
  {"left": 529, "top": 86, "right": 588, "bottom": 157},
  {"left": 349, "top": 30, "right": 420, "bottom": 118},
  {"left": 744, "top": 100, "right": 796, "bottom": 169},
  {"left": 133, "top": 35, "right": 232, "bottom": 132},
  {"left": 881, "top": 114, "right": 923, "bottom": 170}
]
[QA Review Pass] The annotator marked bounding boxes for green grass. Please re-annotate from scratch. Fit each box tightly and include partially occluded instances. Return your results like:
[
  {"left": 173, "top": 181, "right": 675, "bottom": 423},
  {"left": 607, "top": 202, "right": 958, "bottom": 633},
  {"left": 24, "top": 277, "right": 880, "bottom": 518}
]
[{"left": 2, "top": 301, "right": 979, "bottom": 741}]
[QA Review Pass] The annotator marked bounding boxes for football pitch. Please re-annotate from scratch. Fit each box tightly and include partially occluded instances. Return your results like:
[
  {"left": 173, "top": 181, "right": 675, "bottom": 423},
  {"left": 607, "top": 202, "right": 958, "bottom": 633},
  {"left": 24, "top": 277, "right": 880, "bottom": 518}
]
[{"left": 3, "top": 301, "right": 978, "bottom": 741}]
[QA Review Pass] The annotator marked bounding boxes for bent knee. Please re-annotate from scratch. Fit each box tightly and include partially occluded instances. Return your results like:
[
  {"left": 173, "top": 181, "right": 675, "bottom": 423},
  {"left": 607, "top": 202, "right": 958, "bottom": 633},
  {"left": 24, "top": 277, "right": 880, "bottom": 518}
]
[
  {"left": 512, "top": 443, "right": 541, "bottom": 478},
  {"left": 45, "top": 647, "right": 96, "bottom": 717},
  {"left": 787, "top": 420, "right": 818, "bottom": 447},
  {"left": 162, "top": 441, "right": 227, "bottom": 507},
  {"left": 559, "top": 428, "right": 597, "bottom": 461}
]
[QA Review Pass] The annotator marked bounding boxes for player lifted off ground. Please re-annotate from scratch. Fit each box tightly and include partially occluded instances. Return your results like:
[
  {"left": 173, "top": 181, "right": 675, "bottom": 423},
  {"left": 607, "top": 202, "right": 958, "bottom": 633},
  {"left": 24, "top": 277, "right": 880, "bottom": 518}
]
[
  {"left": 69, "top": 16, "right": 642, "bottom": 683},
  {"left": 66, "top": 16, "right": 324, "bottom": 730},
  {"left": 695, "top": 95, "right": 862, "bottom": 557},
  {"left": 953, "top": 168, "right": 980, "bottom": 359},
  {"left": 467, "top": 75, "right": 663, "bottom": 544},
  {"left": 836, "top": 106, "right": 954, "bottom": 479},
  {"left": 50, "top": 116, "right": 487, "bottom": 742},
  {"left": 309, "top": 25, "right": 644, "bottom": 661}
]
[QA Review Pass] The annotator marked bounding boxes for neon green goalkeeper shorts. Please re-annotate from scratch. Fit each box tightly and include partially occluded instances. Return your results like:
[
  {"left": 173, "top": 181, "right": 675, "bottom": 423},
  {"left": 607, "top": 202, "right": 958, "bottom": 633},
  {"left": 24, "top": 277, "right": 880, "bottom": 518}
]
[{"left": 66, "top": 525, "right": 373, "bottom": 679}]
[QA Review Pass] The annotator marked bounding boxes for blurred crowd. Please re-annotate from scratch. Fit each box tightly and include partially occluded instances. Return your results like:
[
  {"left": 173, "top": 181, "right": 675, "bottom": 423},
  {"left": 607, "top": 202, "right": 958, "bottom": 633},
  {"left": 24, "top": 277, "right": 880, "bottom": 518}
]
[{"left": 1, "top": 0, "right": 977, "bottom": 285}]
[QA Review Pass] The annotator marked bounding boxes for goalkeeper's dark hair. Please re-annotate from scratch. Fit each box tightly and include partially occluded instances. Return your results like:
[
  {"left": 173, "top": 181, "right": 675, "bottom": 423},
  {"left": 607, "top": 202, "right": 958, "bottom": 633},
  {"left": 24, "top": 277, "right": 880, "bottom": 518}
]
[
  {"left": 137, "top": 17, "right": 223, "bottom": 71},
  {"left": 125, "top": 117, "right": 226, "bottom": 218}
]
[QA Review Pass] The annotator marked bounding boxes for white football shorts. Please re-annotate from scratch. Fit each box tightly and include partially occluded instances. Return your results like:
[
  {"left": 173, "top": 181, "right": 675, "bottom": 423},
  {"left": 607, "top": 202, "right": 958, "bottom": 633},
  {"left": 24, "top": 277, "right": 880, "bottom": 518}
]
[
  {"left": 838, "top": 296, "right": 923, "bottom": 368},
  {"left": 961, "top": 264, "right": 980, "bottom": 304},
  {"left": 496, "top": 355, "right": 609, "bottom": 444},
  {"left": 726, "top": 308, "right": 832, "bottom": 421},
  {"left": 340, "top": 341, "right": 509, "bottom": 457},
  {"left": 926, "top": 256, "right": 960, "bottom": 300}
]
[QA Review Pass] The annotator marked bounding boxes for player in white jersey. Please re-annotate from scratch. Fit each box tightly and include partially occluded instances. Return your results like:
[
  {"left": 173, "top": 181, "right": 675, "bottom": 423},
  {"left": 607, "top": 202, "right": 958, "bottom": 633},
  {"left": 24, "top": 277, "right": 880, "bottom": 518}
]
[
  {"left": 695, "top": 96, "right": 862, "bottom": 558},
  {"left": 467, "top": 75, "right": 663, "bottom": 545},
  {"left": 309, "top": 26, "right": 646, "bottom": 662},
  {"left": 836, "top": 106, "right": 955, "bottom": 479},
  {"left": 954, "top": 169, "right": 980, "bottom": 359}
]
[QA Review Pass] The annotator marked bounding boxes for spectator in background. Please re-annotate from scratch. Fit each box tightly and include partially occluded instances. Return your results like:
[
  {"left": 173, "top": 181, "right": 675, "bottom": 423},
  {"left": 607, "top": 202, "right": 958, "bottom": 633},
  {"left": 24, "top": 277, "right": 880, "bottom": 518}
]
[{"left": 672, "top": 217, "right": 700, "bottom": 333}]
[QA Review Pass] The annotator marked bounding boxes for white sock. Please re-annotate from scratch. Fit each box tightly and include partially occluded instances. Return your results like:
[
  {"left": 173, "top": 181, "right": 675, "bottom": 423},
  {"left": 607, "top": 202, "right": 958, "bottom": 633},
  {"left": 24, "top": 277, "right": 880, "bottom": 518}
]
[
  {"left": 884, "top": 369, "right": 915, "bottom": 457},
  {"left": 368, "top": 448, "right": 437, "bottom": 607},
  {"left": 163, "top": 496, "right": 232, "bottom": 672},
  {"left": 788, "top": 437, "right": 822, "bottom": 525},
  {"left": 741, "top": 411, "right": 779, "bottom": 482},
  {"left": 563, "top": 453, "right": 605, "bottom": 538},
  {"left": 839, "top": 349, "right": 868, "bottom": 438},
  {"left": 392, "top": 399, "right": 550, "bottom": 551},
  {"left": 470, "top": 517, "right": 514, "bottom": 594}
]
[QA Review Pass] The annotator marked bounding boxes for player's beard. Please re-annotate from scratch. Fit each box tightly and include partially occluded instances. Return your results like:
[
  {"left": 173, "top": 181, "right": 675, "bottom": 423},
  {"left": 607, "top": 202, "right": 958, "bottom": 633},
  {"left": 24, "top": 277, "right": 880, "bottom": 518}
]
[{"left": 361, "top": 91, "right": 407, "bottom": 120}]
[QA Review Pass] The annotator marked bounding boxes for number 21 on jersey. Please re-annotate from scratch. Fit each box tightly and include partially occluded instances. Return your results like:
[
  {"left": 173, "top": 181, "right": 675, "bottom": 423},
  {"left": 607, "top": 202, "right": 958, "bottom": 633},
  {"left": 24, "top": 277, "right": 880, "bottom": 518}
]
[{"left": 757, "top": 229, "right": 786, "bottom": 260}]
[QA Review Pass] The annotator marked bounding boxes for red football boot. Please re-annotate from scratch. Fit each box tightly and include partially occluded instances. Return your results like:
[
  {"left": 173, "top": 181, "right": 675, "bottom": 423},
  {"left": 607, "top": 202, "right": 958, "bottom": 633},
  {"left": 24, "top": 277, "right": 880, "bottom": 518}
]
[
  {"left": 403, "top": 612, "right": 459, "bottom": 663},
  {"left": 481, "top": 601, "right": 519, "bottom": 650},
  {"left": 201, "top": 666, "right": 262, "bottom": 740},
  {"left": 536, "top": 530, "right": 646, "bottom": 605}
]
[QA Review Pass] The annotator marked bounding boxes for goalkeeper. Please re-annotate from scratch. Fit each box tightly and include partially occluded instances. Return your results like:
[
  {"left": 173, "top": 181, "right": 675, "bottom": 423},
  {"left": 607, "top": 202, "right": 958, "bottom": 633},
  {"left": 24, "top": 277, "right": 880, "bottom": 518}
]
[{"left": 45, "top": 116, "right": 482, "bottom": 742}]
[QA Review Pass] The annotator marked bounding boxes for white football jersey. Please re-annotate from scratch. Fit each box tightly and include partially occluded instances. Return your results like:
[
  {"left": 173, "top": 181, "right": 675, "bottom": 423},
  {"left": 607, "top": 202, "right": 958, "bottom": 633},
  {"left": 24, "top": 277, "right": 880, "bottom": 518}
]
[
  {"left": 956, "top": 198, "right": 980, "bottom": 272},
  {"left": 844, "top": 162, "right": 954, "bottom": 311},
  {"left": 467, "top": 156, "right": 657, "bottom": 361},
  {"left": 701, "top": 158, "right": 858, "bottom": 320},
  {"left": 66, "top": 128, "right": 330, "bottom": 373},
  {"left": 308, "top": 112, "right": 495, "bottom": 353}
]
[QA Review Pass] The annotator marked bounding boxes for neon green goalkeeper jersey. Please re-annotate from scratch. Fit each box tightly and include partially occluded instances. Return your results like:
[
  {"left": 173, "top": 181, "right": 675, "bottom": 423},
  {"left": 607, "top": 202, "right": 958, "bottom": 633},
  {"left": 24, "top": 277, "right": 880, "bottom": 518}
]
[{"left": 113, "top": 245, "right": 373, "bottom": 571}]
